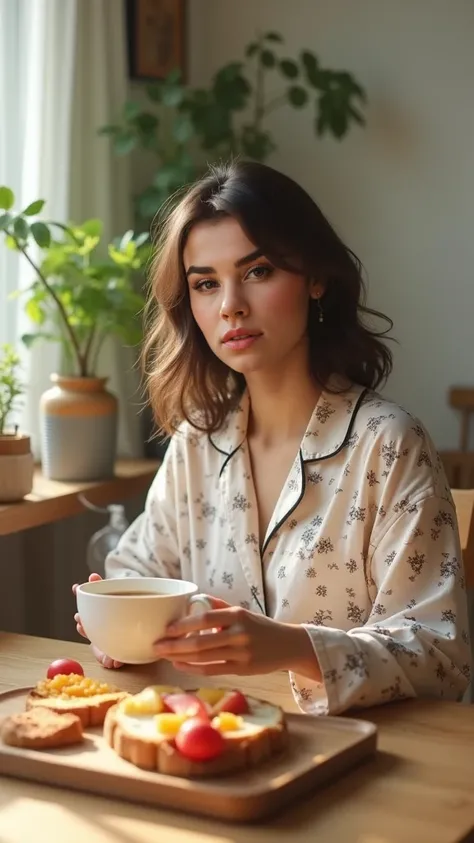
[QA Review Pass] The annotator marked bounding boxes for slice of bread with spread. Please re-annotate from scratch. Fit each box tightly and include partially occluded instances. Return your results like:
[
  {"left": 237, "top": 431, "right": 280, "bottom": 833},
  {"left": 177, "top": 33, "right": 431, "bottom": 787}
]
[
  {"left": 26, "top": 673, "right": 129, "bottom": 728},
  {"left": 104, "top": 685, "right": 287, "bottom": 777}
]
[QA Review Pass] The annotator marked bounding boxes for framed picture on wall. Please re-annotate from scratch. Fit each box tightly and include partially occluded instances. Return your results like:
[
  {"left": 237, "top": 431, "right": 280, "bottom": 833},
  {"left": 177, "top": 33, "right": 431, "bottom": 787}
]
[{"left": 126, "top": 0, "right": 186, "bottom": 81}]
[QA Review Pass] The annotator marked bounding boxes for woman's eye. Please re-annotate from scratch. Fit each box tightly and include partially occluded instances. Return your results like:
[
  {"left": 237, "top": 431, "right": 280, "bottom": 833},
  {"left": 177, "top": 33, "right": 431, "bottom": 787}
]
[
  {"left": 247, "top": 265, "right": 272, "bottom": 280},
  {"left": 194, "top": 279, "right": 218, "bottom": 291}
]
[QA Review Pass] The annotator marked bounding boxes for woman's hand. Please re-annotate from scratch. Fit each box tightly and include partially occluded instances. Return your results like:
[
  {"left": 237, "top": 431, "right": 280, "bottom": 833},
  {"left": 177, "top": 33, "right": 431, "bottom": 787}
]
[
  {"left": 153, "top": 602, "right": 321, "bottom": 679},
  {"left": 71, "top": 573, "right": 123, "bottom": 669}
]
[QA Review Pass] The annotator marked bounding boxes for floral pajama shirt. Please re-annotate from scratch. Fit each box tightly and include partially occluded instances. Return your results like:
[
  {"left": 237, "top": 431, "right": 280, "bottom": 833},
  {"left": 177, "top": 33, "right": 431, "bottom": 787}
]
[{"left": 106, "top": 383, "right": 472, "bottom": 715}]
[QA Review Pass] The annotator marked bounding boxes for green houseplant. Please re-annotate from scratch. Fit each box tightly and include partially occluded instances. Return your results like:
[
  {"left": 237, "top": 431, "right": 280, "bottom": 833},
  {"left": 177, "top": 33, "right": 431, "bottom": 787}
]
[
  {"left": 0, "top": 343, "right": 33, "bottom": 501},
  {"left": 100, "top": 31, "right": 367, "bottom": 224},
  {"left": 0, "top": 187, "right": 151, "bottom": 481}
]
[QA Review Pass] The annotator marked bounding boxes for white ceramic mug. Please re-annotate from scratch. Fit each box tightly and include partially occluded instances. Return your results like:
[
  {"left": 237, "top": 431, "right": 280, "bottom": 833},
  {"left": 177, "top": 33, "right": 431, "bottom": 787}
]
[{"left": 75, "top": 577, "right": 212, "bottom": 664}]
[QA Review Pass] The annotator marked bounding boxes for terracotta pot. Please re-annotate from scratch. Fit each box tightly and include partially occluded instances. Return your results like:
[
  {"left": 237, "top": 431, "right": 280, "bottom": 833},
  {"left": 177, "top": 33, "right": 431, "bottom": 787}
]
[
  {"left": 39, "top": 375, "right": 118, "bottom": 481},
  {"left": 0, "top": 433, "right": 34, "bottom": 502}
]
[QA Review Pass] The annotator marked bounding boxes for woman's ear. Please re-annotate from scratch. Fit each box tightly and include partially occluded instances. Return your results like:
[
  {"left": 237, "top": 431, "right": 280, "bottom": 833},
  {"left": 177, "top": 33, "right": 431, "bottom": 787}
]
[{"left": 309, "top": 279, "right": 325, "bottom": 300}]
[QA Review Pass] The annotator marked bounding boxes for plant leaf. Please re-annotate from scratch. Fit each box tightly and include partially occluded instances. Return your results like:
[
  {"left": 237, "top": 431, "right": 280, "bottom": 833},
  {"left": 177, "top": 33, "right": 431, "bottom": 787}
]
[
  {"left": 146, "top": 81, "right": 163, "bottom": 102},
  {"left": 279, "top": 59, "right": 299, "bottom": 79},
  {"left": 0, "top": 212, "right": 12, "bottom": 231},
  {"left": 123, "top": 100, "right": 142, "bottom": 121},
  {"left": 265, "top": 32, "right": 283, "bottom": 42},
  {"left": 80, "top": 219, "right": 103, "bottom": 238},
  {"left": 260, "top": 49, "right": 276, "bottom": 68},
  {"left": 0, "top": 186, "right": 14, "bottom": 210},
  {"left": 113, "top": 131, "right": 136, "bottom": 156},
  {"left": 98, "top": 124, "right": 120, "bottom": 136},
  {"left": 288, "top": 85, "right": 308, "bottom": 107},
  {"left": 245, "top": 42, "right": 258, "bottom": 57},
  {"left": 162, "top": 83, "right": 184, "bottom": 107},
  {"left": 172, "top": 113, "right": 194, "bottom": 144},
  {"left": 30, "top": 222, "right": 51, "bottom": 248},
  {"left": 301, "top": 51, "right": 320, "bottom": 87},
  {"left": 22, "top": 199, "right": 45, "bottom": 216},
  {"left": 13, "top": 216, "right": 30, "bottom": 241},
  {"left": 25, "top": 298, "right": 46, "bottom": 325}
]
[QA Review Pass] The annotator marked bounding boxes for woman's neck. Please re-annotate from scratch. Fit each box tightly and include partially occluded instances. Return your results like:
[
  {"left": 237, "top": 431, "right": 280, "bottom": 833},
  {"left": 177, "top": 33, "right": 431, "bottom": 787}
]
[{"left": 246, "top": 367, "right": 322, "bottom": 449}]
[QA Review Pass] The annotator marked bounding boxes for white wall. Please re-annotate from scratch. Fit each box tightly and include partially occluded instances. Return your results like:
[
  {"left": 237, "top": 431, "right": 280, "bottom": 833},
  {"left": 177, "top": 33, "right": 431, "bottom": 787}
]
[{"left": 184, "top": 0, "right": 474, "bottom": 449}]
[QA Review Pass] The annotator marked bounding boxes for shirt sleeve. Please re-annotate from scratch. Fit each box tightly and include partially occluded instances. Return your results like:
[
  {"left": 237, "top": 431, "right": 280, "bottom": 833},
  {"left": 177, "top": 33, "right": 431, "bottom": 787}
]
[
  {"left": 290, "top": 429, "right": 472, "bottom": 716},
  {"left": 105, "top": 436, "right": 182, "bottom": 580}
]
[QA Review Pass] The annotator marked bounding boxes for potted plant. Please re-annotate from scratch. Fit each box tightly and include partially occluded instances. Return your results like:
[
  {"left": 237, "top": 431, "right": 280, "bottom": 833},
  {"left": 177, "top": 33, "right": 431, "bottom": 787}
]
[
  {"left": 100, "top": 31, "right": 367, "bottom": 225},
  {"left": 0, "top": 343, "right": 33, "bottom": 502},
  {"left": 0, "top": 187, "right": 151, "bottom": 481}
]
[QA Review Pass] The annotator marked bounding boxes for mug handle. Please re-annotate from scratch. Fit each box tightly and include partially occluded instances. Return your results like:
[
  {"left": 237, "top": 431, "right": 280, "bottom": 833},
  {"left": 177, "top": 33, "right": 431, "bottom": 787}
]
[{"left": 187, "top": 593, "right": 213, "bottom": 615}]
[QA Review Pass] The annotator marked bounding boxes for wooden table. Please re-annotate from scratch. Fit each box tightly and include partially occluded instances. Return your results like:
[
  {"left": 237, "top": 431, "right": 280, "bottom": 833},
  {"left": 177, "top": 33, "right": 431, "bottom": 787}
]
[
  {"left": 0, "top": 459, "right": 160, "bottom": 536},
  {"left": 1, "top": 633, "right": 473, "bottom": 843}
]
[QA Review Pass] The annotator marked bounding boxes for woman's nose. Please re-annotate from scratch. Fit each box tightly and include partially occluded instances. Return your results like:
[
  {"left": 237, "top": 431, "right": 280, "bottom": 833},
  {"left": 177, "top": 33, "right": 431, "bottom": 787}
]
[{"left": 219, "top": 287, "right": 249, "bottom": 320}]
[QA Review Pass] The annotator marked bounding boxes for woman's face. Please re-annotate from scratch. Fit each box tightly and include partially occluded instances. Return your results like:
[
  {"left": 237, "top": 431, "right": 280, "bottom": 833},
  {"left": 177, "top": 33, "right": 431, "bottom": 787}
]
[{"left": 184, "top": 217, "right": 323, "bottom": 379}]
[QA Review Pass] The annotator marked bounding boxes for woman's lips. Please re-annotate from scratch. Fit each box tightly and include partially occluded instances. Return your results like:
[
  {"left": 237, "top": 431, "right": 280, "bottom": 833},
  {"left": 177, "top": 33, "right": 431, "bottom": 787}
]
[{"left": 222, "top": 334, "right": 262, "bottom": 351}]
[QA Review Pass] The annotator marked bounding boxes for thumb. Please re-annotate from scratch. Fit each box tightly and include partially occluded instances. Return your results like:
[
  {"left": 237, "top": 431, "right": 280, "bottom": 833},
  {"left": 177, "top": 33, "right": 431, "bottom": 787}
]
[{"left": 88, "top": 573, "right": 102, "bottom": 582}]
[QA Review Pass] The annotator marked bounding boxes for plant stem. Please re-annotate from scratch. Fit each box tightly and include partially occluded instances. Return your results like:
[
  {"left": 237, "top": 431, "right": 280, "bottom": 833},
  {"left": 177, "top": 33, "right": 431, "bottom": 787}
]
[
  {"left": 14, "top": 238, "right": 87, "bottom": 376},
  {"left": 83, "top": 325, "right": 96, "bottom": 376},
  {"left": 262, "top": 93, "right": 288, "bottom": 115},
  {"left": 254, "top": 36, "right": 265, "bottom": 130}
]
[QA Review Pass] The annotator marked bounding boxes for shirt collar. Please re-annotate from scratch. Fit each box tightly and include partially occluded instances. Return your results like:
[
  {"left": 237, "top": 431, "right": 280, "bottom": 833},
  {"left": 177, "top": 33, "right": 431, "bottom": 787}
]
[{"left": 209, "top": 381, "right": 368, "bottom": 463}]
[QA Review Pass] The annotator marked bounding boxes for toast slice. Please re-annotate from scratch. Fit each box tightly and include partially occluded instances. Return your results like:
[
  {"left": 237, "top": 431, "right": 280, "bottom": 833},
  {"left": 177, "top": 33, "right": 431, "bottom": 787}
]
[
  {"left": 104, "top": 687, "right": 287, "bottom": 777},
  {"left": 26, "top": 673, "right": 129, "bottom": 728},
  {"left": 1, "top": 707, "right": 83, "bottom": 749}
]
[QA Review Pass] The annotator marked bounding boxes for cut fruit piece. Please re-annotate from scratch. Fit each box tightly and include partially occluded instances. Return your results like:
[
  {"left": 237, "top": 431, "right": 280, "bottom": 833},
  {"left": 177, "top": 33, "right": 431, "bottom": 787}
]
[
  {"left": 213, "top": 690, "right": 249, "bottom": 715},
  {"left": 155, "top": 713, "right": 188, "bottom": 735},
  {"left": 122, "top": 687, "right": 165, "bottom": 716},
  {"left": 175, "top": 718, "right": 225, "bottom": 761},
  {"left": 211, "top": 712, "right": 243, "bottom": 732},
  {"left": 164, "top": 693, "right": 209, "bottom": 720},
  {"left": 195, "top": 687, "right": 226, "bottom": 706}
]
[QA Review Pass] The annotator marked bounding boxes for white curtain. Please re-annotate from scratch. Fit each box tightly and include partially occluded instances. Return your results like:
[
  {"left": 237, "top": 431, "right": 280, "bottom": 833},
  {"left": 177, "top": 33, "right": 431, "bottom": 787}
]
[
  {"left": 69, "top": 0, "right": 144, "bottom": 459},
  {"left": 0, "top": 0, "right": 143, "bottom": 459}
]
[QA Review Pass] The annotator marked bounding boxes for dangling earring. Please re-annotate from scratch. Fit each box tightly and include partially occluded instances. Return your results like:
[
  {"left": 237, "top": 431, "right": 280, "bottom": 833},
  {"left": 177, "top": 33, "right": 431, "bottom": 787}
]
[{"left": 316, "top": 296, "right": 324, "bottom": 323}]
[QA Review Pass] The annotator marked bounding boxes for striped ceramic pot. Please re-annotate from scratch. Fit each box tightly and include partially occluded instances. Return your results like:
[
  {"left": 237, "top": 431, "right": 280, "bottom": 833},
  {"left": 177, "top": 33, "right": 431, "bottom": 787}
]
[
  {"left": 0, "top": 433, "right": 34, "bottom": 501},
  {"left": 39, "top": 375, "right": 118, "bottom": 481}
]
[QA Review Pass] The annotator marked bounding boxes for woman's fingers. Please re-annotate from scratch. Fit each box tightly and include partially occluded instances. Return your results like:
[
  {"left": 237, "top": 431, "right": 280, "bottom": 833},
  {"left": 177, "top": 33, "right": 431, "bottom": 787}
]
[
  {"left": 154, "top": 627, "right": 248, "bottom": 656},
  {"left": 72, "top": 572, "right": 102, "bottom": 596},
  {"left": 91, "top": 645, "right": 123, "bottom": 669},
  {"left": 74, "top": 613, "right": 87, "bottom": 638}
]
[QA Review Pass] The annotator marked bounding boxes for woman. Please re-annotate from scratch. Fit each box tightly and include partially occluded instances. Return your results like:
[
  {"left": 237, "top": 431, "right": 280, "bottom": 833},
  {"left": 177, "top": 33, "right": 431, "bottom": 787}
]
[{"left": 74, "top": 160, "right": 471, "bottom": 716}]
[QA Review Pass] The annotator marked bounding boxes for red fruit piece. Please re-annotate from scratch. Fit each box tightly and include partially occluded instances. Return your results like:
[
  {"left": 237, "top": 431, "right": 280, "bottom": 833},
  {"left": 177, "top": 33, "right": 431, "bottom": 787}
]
[
  {"left": 214, "top": 690, "right": 249, "bottom": 715},
  {"left": 46, "top": 659, "right": 84, "bottom": 679},
  {"left": 175, "top": 717, "right": 225, "bottom": 762},
  {"left": 164, "top": 692, "right": 209, "bottom": 720}
]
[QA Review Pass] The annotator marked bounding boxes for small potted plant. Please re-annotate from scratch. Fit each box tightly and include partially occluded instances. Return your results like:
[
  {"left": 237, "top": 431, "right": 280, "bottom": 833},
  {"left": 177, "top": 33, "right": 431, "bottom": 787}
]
[
  {"left": 0, "top": 187, "right": 151, "bottom": 481},
  {"left": 0, "top": 343, "right": 34, "bottom": 502}
]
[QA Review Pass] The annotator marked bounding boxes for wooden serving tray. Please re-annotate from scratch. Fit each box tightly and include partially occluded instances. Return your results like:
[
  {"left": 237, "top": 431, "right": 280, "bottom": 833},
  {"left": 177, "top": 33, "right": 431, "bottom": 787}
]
[{"left": 0, "top": 687, "right": 377, "bottom": 823}]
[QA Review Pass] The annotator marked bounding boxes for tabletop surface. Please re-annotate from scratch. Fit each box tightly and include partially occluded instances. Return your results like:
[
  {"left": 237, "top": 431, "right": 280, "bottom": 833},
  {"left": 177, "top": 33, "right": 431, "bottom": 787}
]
[{"left": 1, "top": 632, "right": 474, "bottom": 843}]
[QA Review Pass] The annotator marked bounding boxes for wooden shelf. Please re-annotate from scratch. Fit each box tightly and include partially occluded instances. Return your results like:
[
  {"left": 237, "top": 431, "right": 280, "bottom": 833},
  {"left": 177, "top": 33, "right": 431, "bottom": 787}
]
[{"left": 0, "top": 459, "right": 160, "bottom": 536}]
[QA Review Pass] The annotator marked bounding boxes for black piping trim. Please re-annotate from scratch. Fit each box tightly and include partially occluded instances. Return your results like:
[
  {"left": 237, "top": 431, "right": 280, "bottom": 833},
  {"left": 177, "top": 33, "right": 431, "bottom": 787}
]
[
  {"left": 219, "top": 442, "right": 245, "bottom": 478},
  {"left": 260, "top": 387, "right": 368, "bottom": 557},
  {"left": 208, "top": 433, "right": 230, "bottom": 457},
  {"left": 261, "top": 448, "right": 306, "bottom": 557},
  {"left": 302, "top": 387, "right": 368, "bottom": 464}
]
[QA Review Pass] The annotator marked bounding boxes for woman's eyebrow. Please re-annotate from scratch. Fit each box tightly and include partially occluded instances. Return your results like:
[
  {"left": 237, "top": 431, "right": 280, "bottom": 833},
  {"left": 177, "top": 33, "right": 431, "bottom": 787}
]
[{"left": 186, "top": 248, "right": 264, "bottom": 278}]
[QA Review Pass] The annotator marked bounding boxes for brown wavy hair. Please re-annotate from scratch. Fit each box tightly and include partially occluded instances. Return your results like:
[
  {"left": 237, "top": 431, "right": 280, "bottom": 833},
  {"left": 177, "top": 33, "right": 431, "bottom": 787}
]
[{"left": 143, "top": 159, "right": 393, "bottom": 436}]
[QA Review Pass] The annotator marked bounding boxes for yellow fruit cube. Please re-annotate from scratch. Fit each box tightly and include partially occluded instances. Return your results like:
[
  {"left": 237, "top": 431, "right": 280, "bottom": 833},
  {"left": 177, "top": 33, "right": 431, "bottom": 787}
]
[
  {"left": 155, "top": 713, "right": 188, "bottom": 735},
  {"left": 211, "top": 713, "right": 243, "bottom": 732},
  {"left": 196, "top": 687, "right": 227, "bottom": 706},
  {"left": 123, "top": 688, "right": 164, "bottom": 716}
]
